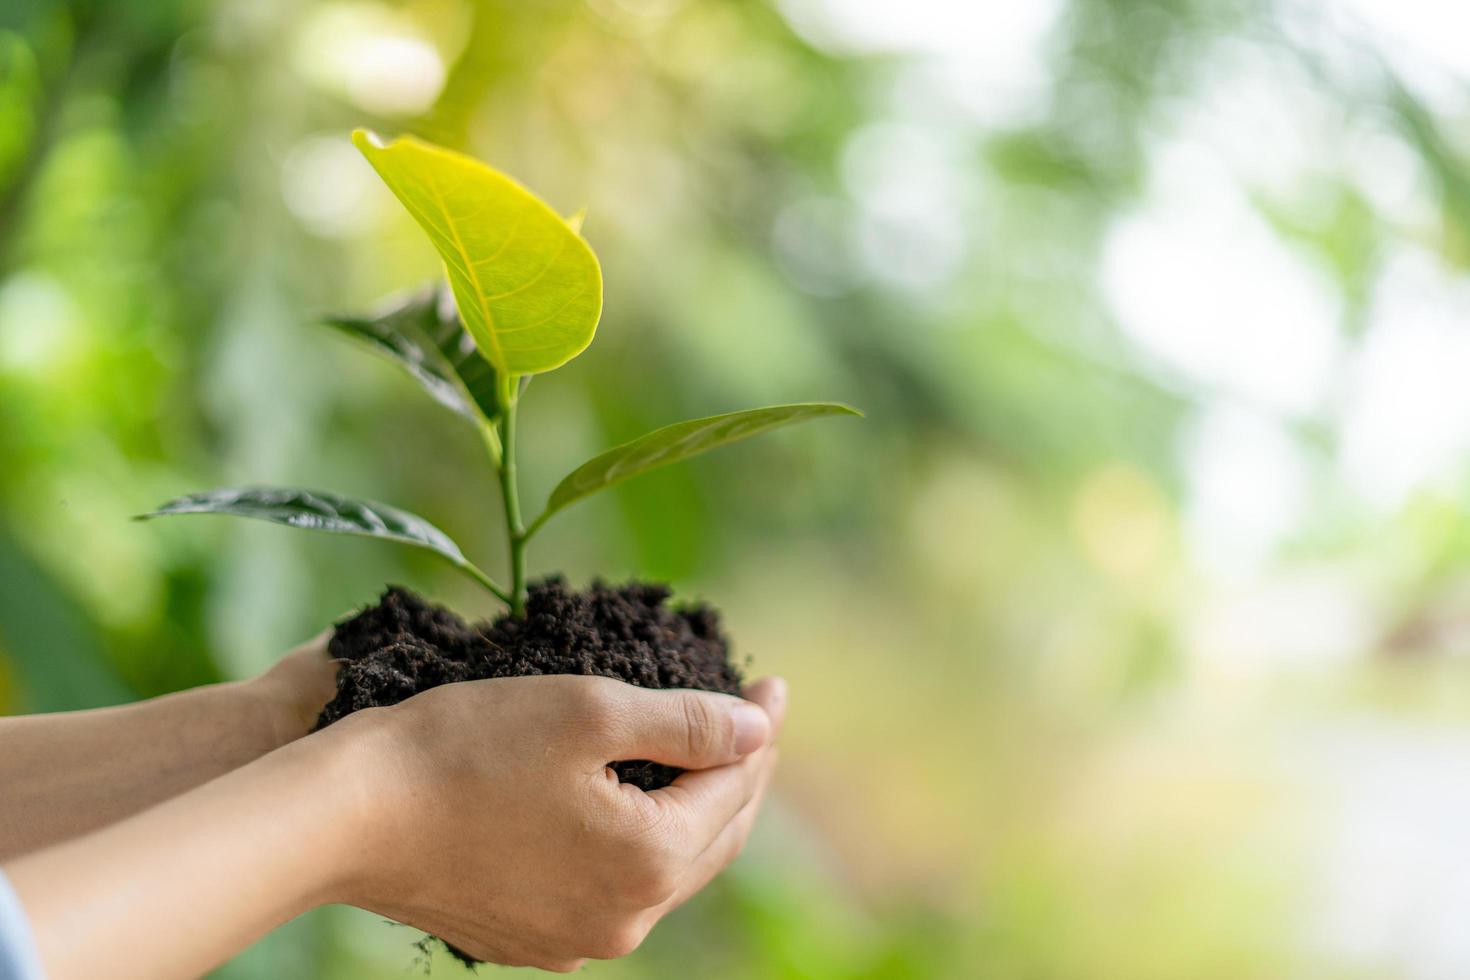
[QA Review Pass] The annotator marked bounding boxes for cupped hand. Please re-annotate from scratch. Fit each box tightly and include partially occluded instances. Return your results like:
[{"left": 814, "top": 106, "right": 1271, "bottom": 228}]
[
  {"left": 247, "top": 631, "right": 339, "bottom": 746},
  {"left": 328, "top": 674, "right": 787, "bottom": 972}
]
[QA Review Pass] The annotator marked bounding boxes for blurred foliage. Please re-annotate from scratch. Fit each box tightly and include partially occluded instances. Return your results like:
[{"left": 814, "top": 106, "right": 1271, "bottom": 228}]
[{"left": 4, "top": 0, "right": 1470, "bottom": 976}]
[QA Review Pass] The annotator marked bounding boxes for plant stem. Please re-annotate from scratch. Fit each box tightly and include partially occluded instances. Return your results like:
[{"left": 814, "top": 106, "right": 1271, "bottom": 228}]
[
  {"left": 497, "top": 377, "right": 528, "bottom": 616},
  {"left": 459, "top": 559, "right": 512, "bottom": 606},
  {"left": 478, "top": 419, "right": 503, "bottom": 468}
]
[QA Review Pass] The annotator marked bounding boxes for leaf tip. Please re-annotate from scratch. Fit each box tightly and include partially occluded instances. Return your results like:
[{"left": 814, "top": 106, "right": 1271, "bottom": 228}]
[
  {"left": 351, "top": 127, "right": 386, "bottom": 154},
  {"left": 566, "top": 207, "right": 588, "bottom": 235}
]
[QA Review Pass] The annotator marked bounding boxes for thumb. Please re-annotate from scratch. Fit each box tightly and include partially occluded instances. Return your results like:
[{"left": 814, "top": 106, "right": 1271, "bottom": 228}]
[{"left": 593, "top": 685, "right": 771, "bottom": 771}]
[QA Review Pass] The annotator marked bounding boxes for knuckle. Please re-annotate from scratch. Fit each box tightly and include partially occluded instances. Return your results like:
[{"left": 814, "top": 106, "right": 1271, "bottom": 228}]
[
  {"left": 589, "top": 800, "right": 670, "bottom": 873},
  {"left": 585, "top": 920, "right": 651, "bottom": 960},
  {"left": 650, "top": 870, "right": 682, "bottom": 906},
  {"left": 562, "top": 677, "right": 621, "bottom": 733},
  {"left": 619, "top": 845, "right": 683, "bottom": 906},
  {"left": 680, "top": 695, "right": 726, "bottom": 760},
  {"left": 637, "top": 867, "right": 681, "bottom": 907}
]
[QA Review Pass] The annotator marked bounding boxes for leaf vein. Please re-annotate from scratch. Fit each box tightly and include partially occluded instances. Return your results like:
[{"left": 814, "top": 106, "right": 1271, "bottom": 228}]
[
  {"left": 425, "top": 169, "right": 505, "bottom": 370},
  {"left": 482, "top": 234, "right": 569, "bottom": 302}
]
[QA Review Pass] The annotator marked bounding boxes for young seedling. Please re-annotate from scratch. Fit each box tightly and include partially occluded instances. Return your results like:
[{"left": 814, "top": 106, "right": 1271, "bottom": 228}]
[
  {"left": 141, "top": 131, "right": 859, "bottom": 968},
  {"left": 142, "top": 131, "right": 860, "bottom": 618}
]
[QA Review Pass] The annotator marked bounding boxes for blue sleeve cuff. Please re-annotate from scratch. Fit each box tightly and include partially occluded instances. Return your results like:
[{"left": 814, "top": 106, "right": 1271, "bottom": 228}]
[{"left": 0, "top": 870, "right": 45, "bottom": 980}]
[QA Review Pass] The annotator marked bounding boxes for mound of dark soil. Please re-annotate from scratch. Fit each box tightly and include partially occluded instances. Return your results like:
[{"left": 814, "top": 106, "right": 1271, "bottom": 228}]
[{"left": 316, "top": 576, "right": 745, "bottom": 790}]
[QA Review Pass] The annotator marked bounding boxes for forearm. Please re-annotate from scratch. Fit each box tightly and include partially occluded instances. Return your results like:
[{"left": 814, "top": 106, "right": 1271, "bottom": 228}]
[
  {"left": 0, "top": 650, "right": 333, "bottom": 860},
  {"left": 2, "top": 722, "right": 368, "bottom": 980}
]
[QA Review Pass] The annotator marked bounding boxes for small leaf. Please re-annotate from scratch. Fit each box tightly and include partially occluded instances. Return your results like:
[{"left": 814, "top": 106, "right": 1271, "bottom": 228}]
[
  {"left": 566, "top": 207, "right": 587, "bottom": 235},
  {"left": 354, "top": 129, "right": 603, "bottom": 377},
  {"left": 415, "top": 285, "right": 503, "bottom": 420},
  {"left": 532, "top": 403, "right": 862, "bottom": 534},
  {"left": 323, "top": 284, "right": 500, "bottom": 425},
  {"left": 138, "top": 488, "right": 507, "bottom": 600}
]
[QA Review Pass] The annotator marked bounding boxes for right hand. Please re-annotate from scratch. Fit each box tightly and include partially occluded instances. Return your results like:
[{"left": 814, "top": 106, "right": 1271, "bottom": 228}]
[{"left": 325, "top": 673, "right": 786, "bottom": 972}]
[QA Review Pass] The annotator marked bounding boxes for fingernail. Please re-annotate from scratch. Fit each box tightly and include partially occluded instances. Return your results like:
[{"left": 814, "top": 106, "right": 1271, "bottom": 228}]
[{"left": 732, "top": 703, "right": 769, "bottom": 755}]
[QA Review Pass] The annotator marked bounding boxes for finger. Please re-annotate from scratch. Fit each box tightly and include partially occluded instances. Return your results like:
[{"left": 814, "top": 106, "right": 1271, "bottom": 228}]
[
  {"left": 663, "top": 747, "right": 779, "bottom": 912},
  {"left": 281, "top": 629, "right": 330, "bottom": 659},
  {"left": 642, "top": 734, "right": 774, "bottom": 854},
  {"left": 587, "top": 682, "right": 771, "bottom": 771},
  {"left": 285, "top": 629, "right": 340, "bottom": 681},
  {"left": 741, "top": 677, "right": 787, "bottom": 740},
  {"left": 621, "top": 677, "right": 786, "bottom": 845}
]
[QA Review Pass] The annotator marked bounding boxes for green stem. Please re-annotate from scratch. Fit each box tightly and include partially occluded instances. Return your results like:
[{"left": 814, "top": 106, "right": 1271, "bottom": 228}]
[
  {"left": 458, "top": 560, "right": 512, "bottom": 605},
  {"left": 497, "top": 378, "right": 527, "bottom": 616},
  {"left": 478, "top": 419, "right": 503, "bottom": 468}
]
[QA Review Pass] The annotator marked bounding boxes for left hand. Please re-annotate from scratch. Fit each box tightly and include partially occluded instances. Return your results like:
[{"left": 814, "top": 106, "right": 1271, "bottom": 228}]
[{"left": 247, "top": 631, "right": 340, "bottom": 745}]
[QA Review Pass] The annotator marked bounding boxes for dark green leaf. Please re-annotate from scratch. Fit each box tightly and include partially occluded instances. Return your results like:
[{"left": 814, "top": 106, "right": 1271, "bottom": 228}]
[
  {"left": 323, "top": 284, "right": 500, "bottom": 425},
  {"left": 530, "top": 403, "right": 862, "bottom": 535},
  {"left": 137, "top": 488, "right": 507, "bottom": 600}
]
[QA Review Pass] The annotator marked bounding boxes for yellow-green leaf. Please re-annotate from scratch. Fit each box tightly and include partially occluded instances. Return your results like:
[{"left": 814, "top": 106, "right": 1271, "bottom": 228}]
[
  {"left": 528, "top": 402, "right": 863, "bottom": 536},
  {"left": 353, "top": 129, "right": 603, "bottom": 377}
]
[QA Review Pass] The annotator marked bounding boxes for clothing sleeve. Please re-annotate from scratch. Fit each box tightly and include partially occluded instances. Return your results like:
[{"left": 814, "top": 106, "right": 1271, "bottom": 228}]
[{"left": 0, "top": 871, "right": 45, "bottom": 980}]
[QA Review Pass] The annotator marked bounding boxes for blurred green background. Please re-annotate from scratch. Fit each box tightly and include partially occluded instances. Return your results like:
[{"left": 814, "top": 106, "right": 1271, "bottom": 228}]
[{"left": 6, "top": 0, "right": 1470, "bottom": 976}]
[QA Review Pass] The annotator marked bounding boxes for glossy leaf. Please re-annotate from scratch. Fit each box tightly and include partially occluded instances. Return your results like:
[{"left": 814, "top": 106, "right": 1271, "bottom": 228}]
[
  {"left": 138, "top": 488, "right": 507, "bottom": 600},
  {"left": 354, "top": 129, "right": 602, "bottom": 377},
  {"left": 322, "top": 284, "right": 500, "bottom": 425},
  {"left": 530, "top": 403, "right": 863, "bottom": 535}
]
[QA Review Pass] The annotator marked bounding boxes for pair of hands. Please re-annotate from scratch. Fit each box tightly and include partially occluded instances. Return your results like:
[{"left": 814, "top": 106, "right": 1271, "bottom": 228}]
[
  {"left": 237, "top": 634, "right": 788, "bottom": 972},
  {"left": 336, "top": 670, "right": 786, "bottom": 970},
  {"left": 2, "top": 635, "right": 785, "bottom": 979}
]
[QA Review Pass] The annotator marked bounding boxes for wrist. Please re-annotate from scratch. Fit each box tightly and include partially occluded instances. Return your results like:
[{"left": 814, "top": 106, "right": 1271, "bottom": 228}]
[
  {"left": 246, "top": 642, "right": 340, "bottom": 750},
  {"left": 233, "top": 677, "right": 309, "bottom": 754},
  {"left": 298, "top": 708, "right": 404, "bottom": 907}
]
